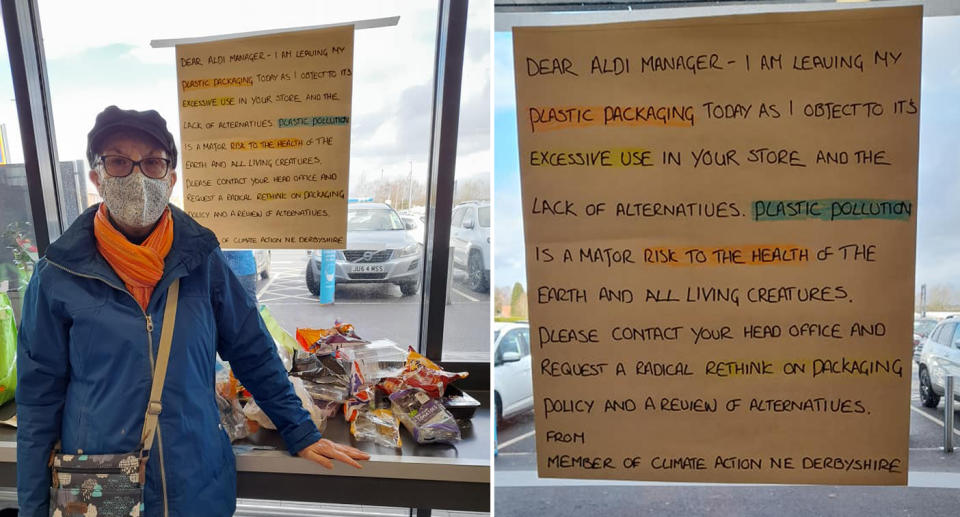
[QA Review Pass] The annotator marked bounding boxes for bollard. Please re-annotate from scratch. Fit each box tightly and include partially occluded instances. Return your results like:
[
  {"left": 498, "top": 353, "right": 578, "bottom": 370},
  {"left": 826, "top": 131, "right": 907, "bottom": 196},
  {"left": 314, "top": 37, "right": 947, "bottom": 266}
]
[
  {"left": 318, "top": 249, "right": 337, "bottom": 304},
  {"left": 945, "top": 376, "right": 955, "bottom": 453}
]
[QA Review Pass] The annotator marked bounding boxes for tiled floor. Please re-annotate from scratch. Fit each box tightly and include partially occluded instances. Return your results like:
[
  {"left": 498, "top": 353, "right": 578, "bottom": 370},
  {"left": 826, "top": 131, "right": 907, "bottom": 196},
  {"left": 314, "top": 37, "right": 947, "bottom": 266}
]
[{"left": 235, "top": 498, "right": 488, "bottom": 516}]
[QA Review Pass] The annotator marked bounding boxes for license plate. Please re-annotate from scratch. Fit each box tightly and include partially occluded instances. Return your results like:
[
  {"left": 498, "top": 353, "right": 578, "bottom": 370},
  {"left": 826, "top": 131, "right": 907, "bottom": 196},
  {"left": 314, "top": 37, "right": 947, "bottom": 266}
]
[{"left": 350, "top": 264, "right": 385, "bottom": 273}]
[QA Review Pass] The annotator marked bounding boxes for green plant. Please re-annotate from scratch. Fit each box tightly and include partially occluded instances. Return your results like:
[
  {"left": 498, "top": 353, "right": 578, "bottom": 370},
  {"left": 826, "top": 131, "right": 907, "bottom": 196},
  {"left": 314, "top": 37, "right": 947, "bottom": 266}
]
[{"left": 4, "top": 221, "right": 38, "bottom": 290}]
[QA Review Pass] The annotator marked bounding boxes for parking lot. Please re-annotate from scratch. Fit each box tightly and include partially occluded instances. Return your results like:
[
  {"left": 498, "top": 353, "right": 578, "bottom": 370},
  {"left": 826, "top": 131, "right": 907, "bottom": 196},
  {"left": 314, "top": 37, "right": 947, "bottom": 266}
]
[
  {"left": 255, "top": 250, "right": 490, "bottom": 360},
  {"left": 495, "top": 363, "right": 960, "bottom": 516}
]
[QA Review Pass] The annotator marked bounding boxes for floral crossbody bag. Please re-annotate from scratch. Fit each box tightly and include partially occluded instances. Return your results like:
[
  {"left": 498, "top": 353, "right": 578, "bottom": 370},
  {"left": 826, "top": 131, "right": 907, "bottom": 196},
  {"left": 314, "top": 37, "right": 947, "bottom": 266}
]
[{"left": 48, "top": 279, "right": 179, "bottom": 517}]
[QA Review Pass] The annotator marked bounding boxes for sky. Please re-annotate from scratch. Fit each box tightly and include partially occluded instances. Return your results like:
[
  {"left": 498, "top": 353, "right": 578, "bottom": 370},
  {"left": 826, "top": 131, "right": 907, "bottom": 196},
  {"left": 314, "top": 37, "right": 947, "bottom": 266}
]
[
  {"left": 0, "top": 0, "right": 490, "bottom": 206},
  {"left": 493, "top": 14, "right": 960, "bottom": 293}
]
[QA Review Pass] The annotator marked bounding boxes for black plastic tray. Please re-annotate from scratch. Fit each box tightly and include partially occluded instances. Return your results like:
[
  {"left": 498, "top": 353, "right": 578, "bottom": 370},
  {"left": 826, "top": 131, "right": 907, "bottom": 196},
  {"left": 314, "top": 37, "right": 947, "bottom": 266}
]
[{"left": 443, "top": 385, "right": 481, "bottom": 420}]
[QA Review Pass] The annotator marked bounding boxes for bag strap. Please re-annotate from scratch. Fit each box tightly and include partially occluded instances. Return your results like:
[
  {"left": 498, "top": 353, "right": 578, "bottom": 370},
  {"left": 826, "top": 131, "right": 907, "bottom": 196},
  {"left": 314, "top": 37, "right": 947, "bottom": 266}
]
[{"left": 140, "top": 279, "right": 179, "bottom": 453}]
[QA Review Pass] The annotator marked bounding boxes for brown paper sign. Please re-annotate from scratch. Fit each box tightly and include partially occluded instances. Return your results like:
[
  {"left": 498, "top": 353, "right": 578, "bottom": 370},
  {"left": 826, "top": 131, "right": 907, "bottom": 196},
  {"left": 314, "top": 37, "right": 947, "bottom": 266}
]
[
  {"left": 177, "top": 25, "right": 353, "bottom": 249},
  {"left": 513, "top": 6, "right": 921, "bottom": 485}
]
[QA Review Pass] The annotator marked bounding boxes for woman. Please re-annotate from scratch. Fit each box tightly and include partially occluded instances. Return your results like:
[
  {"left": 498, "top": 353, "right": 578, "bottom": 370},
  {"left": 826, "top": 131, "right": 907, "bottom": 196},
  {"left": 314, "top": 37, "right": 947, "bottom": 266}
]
[{"left": 16, "top": 106, "right": 368, "bottom": 516}]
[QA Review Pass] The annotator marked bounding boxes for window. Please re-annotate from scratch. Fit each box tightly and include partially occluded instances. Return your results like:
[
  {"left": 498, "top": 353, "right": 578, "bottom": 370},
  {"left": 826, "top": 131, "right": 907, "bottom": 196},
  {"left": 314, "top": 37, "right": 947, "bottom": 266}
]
[
  {"left": 37, "top": 2, "right": 448, "bottom": 359},
  {"left": 440, "top": 0, "right": 491, "bottom": 362},
  {"left": 494, "top": 2, "right": 960, "bottom": 515},
  {"left": 936, "top": 323, "right": 955, "bottom": 346},
  {"left": 497, "top": 328, "right": 523, "bottom": 358},
  {"left": 0, "top": 7, "right": 39, "bottom": 325},
  {"left": 952, "top": 324, "right": 960, "bottom": 348}
]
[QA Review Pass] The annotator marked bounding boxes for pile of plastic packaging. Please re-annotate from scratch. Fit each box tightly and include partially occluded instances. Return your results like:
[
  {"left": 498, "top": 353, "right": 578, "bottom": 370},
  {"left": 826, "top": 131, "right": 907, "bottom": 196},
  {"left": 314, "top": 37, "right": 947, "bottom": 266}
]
[{"left": 213, "top": 307, "right": 470, "bottom": 451}]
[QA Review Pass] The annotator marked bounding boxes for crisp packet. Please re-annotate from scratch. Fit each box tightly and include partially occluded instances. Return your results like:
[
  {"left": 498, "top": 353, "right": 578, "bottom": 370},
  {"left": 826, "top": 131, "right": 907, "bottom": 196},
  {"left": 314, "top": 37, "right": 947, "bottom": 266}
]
[
  {"left": 296, "top": 323, "right": 367, "bottom": 354},
  {"left": 344, "top": 386, "right": 375, "bottom": 422},
  {"left": 389, "top": 388, "right": 461, "bottom": 444},
  {"left": 350, "top": 408, "right": 402, "bottom": 448}
]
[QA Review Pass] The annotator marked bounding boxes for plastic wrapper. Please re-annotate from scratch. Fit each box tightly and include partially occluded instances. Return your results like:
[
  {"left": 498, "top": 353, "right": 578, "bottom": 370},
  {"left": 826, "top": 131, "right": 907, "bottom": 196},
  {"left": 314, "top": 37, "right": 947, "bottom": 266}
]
[
  {"left": 337, "top": 339, "right": 407, "bottom": 383},
  {"left": 215, "top": 390, "right": 250, "bottom": 442},
  {"left": 344, "top": 386, "right": 375, "bottom": 422},
  {"left": 290, "top": 349, "right": 350, "bottom": 386},
  {"left": 381, "top": 365, "right": 468, "bottom": 399},
  {"left": 243, "top": 376, "right": 327, "bottom": 434},
  {"left": 350, "top": 408, "right": 402, "bottom": 448},
  {"left": 260, "top": 306, "right": 297, "bottom": 371},
  {"left": 313, "top": 399, "right": 341, "bottom": 418},
  {"left": 302, "top": 380, "right": 350, "bottom": 403},
  {"left": 296, "top": 322, "right": 367, "bottom": 354},
  {"left": 389, "top": 388, "right": 461, "bottom": 444}
]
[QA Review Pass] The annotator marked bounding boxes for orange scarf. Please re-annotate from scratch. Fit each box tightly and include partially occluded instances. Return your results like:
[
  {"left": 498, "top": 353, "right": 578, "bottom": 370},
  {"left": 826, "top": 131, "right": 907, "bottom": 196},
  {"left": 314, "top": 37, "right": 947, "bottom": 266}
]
[{"left": 93, "top": 203, "right": 174, "bottom": 311}]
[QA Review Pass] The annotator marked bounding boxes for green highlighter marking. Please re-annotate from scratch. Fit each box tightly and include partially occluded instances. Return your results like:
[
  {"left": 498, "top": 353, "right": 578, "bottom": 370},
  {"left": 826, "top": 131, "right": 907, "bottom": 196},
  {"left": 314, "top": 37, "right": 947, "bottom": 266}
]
[{"left": 752, "top": 198, "right": 913, "bottom": 222}]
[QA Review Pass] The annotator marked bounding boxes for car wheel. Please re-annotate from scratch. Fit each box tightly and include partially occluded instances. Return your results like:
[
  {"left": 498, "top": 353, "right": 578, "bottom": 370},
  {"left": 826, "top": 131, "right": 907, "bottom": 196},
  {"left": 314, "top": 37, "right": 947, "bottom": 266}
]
[
  {"left": 468, "top": 251, "right": 489, "bottom": 292},
  {"left": 495, "top": 392, "right": 503, "bottom": 429},
  {"left": 305, "top": 261, "right": 320, "bottom": 296},
  {"left": 399, "top": 281, "right": 420, "bottom": 297},
  {"left": 919, "top": 366, "right": 940, "bottom": 408}
]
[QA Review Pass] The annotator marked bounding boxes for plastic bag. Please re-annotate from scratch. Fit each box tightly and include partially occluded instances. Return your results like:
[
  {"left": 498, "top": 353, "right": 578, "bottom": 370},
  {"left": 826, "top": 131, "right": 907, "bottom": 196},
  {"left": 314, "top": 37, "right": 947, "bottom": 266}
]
[
  {"left": 260, "top": 306, "right": 297, "bottom": 371},
  {"left": 215, "top": 390, "right": 250, "bottom": 442},
  {"left": 243, "top": 376, "right": 327, "bottom": 434},
  {"left": 0, "top": 292, "right": 15, "bottom": 406},
  {"left": 350, "top": 408, "right": 402, "bottom": 448},
  {"left": 389, "top": 388, "right": 460, "bottom": 444}
]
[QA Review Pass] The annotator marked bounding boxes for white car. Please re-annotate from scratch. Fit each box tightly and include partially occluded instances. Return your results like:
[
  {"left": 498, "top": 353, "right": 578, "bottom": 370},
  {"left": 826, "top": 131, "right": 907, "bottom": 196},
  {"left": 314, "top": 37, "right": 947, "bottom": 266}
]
[
  {"left": 917, "top": 316, "right": 960, "bottom": 408},
  {"left": 451, "top": 201, "right": 490, "bottom": 292},
  {"left": 400, "top": 214, "right": 425, "bottom": 245},
  {"left": 494, "top": 321, "right": 532, "bottom": 426}
]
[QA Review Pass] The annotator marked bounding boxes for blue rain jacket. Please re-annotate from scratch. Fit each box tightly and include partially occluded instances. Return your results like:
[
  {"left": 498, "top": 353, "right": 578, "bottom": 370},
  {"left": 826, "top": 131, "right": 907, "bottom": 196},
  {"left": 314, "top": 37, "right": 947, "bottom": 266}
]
[{"left": 16, "top": 204, "right": 322, "bottom": 517}]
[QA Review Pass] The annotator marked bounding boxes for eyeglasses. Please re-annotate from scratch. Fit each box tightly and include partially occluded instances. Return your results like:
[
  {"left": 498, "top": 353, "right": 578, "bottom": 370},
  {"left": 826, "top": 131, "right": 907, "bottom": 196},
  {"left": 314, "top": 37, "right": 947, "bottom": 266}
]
[{"left": 97, "top": 155, "right": 171, "bottom": 179}]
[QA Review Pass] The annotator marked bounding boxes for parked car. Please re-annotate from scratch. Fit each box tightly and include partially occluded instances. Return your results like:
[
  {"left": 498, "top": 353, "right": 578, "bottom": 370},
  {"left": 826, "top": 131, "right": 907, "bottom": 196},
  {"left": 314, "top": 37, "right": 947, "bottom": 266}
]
[
  {"left": 254, "top": 250, "right": 271, "bottom": 279},
  {"left": 916, "top": 316, "right": 960, "bottom": 408},
  {"left": 451, "top": 201, "right": 490, "bottom": 292},
  {"left": 305, "top": 203, "right": 423, "bottom": 296},
  {"left": 494, "top": 321, "right": 532, "bottom": 427},
  {"left": 400, "top": 214, "right": 425, "bottom": 245},
  {"left": 913, "top": 317, "right": 939, "bottom": 363}
]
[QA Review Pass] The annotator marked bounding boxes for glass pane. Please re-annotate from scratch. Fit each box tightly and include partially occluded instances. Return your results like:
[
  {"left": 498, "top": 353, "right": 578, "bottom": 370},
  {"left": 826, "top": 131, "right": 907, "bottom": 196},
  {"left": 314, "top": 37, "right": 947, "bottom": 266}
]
[
  {"left": 0, "top": 16, "right": 38, "bottom": 324},
  {"left": 494, "top": 5, "right": 960, "bottom": 515},
  {"left": 442, "top": 0, "right": 492, "bottom": 361},
  {"left": 39, "top": 2, "right": 439, "bottom": 351}
]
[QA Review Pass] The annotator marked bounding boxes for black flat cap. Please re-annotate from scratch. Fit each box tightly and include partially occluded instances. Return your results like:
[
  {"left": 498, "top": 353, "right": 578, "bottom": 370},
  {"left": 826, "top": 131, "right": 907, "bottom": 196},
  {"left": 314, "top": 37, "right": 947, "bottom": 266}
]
[{"left": 86, "top": 106, "right": 177, "bottom": 168}]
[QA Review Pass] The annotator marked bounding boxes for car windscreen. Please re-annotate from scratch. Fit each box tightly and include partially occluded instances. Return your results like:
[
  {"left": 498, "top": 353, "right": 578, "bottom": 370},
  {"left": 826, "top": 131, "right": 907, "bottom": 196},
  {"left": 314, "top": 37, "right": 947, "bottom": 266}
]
[
  {"left": 478, "top": 206, "right": 490, "bottom": 228},
  {"left": 494, "top": 329, "right": 500, "bottom": 342},
  {"left": 348, "top": 209, "right": 404, "bottom": 231}
]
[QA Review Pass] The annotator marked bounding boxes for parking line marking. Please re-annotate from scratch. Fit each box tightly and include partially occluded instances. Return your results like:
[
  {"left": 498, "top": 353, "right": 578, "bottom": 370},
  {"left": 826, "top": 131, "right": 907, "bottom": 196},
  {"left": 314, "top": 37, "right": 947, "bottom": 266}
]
[
  {"left": 257, "top": 275, "right": 277, "bottom": 298},
  {"left": 909, "top": 404, "right": 960, "bottom": 436},
  {"left": 497, "top": 429, "right": 536, "bottom": 451},
  {"left": 452, "top": 288, "right": 481, "bottom": 303}
]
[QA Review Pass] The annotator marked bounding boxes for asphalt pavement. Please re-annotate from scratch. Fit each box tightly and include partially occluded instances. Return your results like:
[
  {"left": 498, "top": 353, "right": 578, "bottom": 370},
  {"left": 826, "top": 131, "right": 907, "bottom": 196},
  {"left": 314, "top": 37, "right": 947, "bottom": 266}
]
[
  {"left": 495, "top": 363, "right": 960, "bottom": 516},
  {"left": 255, "top": 250, "right": 490, "bottom": 360}
]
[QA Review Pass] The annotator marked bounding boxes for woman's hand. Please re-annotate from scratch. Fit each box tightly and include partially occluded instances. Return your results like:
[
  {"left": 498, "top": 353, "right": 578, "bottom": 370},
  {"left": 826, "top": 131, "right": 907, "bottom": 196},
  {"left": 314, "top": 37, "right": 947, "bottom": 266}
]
[{"left": 297, "top": 438, "right": 371, "bottom": 469}]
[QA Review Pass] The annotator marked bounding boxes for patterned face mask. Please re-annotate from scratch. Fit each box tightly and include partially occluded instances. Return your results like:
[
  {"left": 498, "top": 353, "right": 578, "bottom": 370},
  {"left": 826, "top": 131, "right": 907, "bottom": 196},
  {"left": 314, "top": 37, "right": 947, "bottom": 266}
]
[{"left": 98, "top": 170, "right": 171, "bottom": 229}]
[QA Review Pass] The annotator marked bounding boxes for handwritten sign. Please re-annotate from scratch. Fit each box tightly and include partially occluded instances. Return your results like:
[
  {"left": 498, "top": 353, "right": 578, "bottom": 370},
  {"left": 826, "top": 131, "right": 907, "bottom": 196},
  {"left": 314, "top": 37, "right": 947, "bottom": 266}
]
[
  {"left": 177, "top": 25, "right": 353, "bottom": 249},
  {"left": 514, "top": 6, "right": 921, "bottom": 484}
]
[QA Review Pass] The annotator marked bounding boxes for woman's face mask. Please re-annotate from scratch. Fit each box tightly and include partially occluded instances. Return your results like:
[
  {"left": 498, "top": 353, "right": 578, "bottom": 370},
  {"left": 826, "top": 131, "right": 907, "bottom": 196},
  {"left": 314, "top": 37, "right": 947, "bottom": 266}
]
[{"left": 98, "top": 166, "right": 172, "bottom": 230}]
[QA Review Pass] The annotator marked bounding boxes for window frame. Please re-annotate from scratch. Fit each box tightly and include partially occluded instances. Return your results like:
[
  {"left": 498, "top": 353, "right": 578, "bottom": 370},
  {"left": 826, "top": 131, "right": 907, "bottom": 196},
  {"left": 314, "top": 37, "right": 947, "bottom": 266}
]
[{"left": 7, "top": 0, "right": 489, "bottom": 386}]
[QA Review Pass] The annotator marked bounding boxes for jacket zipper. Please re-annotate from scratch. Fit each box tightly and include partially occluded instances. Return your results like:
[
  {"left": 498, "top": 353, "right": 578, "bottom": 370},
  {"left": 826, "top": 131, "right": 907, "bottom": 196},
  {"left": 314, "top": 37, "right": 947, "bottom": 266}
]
[{"left": 47, "top": 259, "right": 171, "bottom": 517}]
